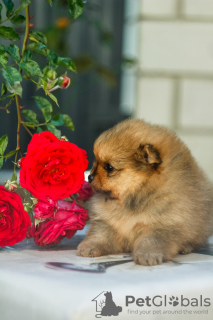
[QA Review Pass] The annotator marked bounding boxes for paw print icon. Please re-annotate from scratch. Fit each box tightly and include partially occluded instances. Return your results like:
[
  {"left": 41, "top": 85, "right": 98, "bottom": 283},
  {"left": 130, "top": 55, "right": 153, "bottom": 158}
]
[{"left": 169, "top": 296, "right": 179, "bottom": 307}]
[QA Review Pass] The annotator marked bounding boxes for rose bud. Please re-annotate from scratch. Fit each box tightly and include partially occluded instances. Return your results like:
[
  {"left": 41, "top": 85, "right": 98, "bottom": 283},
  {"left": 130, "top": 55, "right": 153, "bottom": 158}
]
[
  {"left": 58, "top": 76, "right": 71, "bottom": 89},
  {"left": 4, "top": 179, "right": 18, "bottom": 192},
  {"left": 46, "top": 69, "right": 57, "bottom": 80}
]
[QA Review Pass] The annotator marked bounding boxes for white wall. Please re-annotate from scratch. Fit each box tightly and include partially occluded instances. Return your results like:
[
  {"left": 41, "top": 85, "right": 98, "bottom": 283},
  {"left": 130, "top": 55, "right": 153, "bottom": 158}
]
[{"left": 133, "top": 0, "right": 213, "bottom": 181}]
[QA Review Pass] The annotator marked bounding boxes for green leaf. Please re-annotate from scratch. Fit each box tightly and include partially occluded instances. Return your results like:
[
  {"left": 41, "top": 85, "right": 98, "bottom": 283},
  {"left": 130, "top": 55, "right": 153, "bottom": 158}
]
[
  {"left": 38, "top": 43, "right": 46, "bottom": 52},
  {"left": 23, "top": 49, "right": 32, "bottom": 62},
  {"left": 19, "top": 60, "right": 43, "bottom": 77},
  {"left": 3, "top": 44, "right": 20, "bottom": 62},
  {"left": 62, "top": 114, "right": 75, "bottom": 131},
  {"left": 34, "top": 96, "right": 53, "bottom": 122},
  {"left": 1, "top": 83, "right": 7, "bottom": 96},
  {"left": 46, "top": 0, "right": 53, "bottom": 6},
  {"left": 22, "top": 109, "right": 39, "bottom": 124},
  {"left": 6, "top": 81, "right": 22, "bottom": 96},
  {"left": 46, "top": 124, "right": 61, "bottom": 139},
  {"left": 0, "top": 4, "right": 3, "bottom": 23},
  {"left": 58, "top": 57, "right": 76, "bottom": 72},
  {"left": 5, "top": 149, "right": 17, "bottom": 160},
  {"left": 2, "top": 67, "right": 22, "bottom": 84},
  {"left": 37, "top": 127, "right": 43, "bottom": 133},
  {"left": 0, "top": 134, "right": 8, "bottom": 156},
  {"left": 0, "top": 26, "right": 20, "bottom": 41},
  {"left": 21, "top": 0, "right": 32, "bottom": 8},
  {"left": 3, "top": 0, "right": 14, "bottom": 18},
  {"left": 0, "top": 50, "right": 8, "bottom": 67},
  {"left": 48, "top": 50, "right": 58, "bottom": 69},
  {"left": 10, "top": 14, "right": 26, "bottom": 25},
  {"left": 47, "top": 78, "right": 58, "bottom": 90},
  {"left": 0, "top": 157, "right": 3, "bottom": 169},
  {"left": 12, "top": 171, "right": 17, "bottom": 181},
  {"left": 68, "top": 0, "right": 84, "bottom": 20},
  {"left": 29, "top": 31, "right": 47, "bottom": 45},
  {"left": 22, "top": 122, "right": 36, "bottom": 128},
  {"left": 51, "top": 114, "right": 64, "bottom": 126},
  {"left": 27, "top": 42, "right": 47, "bottom": 56},
  {"left": 48, "top": 93, "right": 59, "bottom": 106},
  {"left": 40, "top": 78, "right": 48, "bottom": 91}
]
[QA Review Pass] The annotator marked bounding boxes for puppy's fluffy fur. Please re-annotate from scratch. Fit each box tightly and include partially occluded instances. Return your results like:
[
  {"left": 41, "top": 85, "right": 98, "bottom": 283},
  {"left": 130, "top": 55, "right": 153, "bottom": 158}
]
[{"left": 77, "top": 119, "right": 213, "bottom": 265}]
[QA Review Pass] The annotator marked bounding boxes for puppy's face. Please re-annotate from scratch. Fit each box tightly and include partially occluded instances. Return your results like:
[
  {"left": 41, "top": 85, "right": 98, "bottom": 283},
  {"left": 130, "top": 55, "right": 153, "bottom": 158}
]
[{"left": 89, "top": 122, "right": 162, "bottom": 205}]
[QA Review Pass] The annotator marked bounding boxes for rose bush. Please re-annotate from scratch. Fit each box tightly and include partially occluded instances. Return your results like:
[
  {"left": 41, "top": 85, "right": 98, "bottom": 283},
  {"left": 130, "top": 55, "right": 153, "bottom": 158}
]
[
  {"left": 0, "top": 186, "right": 31, "bottom": 247},
  {"left": 19, "top": 131, "right": 88, "bottom": 200},
  {"left": 28, "top": 200, "right": 89, "bottom": 245}
]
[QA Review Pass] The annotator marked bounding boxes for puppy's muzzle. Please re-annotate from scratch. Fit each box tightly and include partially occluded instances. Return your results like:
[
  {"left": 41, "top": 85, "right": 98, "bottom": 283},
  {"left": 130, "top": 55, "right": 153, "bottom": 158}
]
[{"left": 88, "top": 174, "right": 94, "bottom": 183}]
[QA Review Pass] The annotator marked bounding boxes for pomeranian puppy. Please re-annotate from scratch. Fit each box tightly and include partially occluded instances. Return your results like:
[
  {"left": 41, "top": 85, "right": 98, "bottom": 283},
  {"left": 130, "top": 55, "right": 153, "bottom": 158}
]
[{"left": 77, "top": 119, "right": 213, "bottom": 265}]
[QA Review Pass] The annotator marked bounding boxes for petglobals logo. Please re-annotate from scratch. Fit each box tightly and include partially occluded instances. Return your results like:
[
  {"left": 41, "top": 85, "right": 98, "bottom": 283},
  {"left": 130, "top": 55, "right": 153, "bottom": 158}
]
[
  {"left": 92, "top": 292, "right": 211, "bottom": 318},
  {"left": 92, "top": 291, "right": 122, "bottom": 318},
  {"left": 125, "top": 295, "right": 211, "bottom": 308}
]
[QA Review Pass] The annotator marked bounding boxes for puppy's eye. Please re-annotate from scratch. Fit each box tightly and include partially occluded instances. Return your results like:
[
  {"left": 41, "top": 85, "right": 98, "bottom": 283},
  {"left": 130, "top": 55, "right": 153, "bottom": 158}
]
[{"left": 104, "top": 163, "right": 114, "bottom": 173}]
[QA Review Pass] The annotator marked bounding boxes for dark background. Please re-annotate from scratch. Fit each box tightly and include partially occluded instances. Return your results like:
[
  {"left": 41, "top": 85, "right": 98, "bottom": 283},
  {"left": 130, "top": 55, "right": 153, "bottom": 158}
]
[{"left": 0, "top": 0, "right": 128, "bottom": 170}]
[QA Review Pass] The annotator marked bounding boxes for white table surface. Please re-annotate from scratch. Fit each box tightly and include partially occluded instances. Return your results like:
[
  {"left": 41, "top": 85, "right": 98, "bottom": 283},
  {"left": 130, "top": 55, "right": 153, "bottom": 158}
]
[{"left": 0, "top": 226, "right": 213, "bottom": 320}]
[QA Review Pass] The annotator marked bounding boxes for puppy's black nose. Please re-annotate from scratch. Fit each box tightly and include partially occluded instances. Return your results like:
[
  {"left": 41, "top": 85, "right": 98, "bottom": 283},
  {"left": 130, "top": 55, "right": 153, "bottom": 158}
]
[{"left": 88, "top": 174, "right": 94, "bottom": 183}]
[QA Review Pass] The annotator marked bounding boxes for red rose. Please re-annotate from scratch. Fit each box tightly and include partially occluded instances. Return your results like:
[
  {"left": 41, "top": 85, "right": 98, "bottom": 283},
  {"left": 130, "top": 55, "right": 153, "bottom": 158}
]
[
  {"left": 0, "top": 185, "right": 31, "bottom": 247},
  {"left": 77, "top": 182, "right": 94, "bottom": 202},
  {"left": 19, "top": 131, "right": 88, "bottom": 200},
  {"left": 28, "top": 200, "right": 89, "bottom": 245},
  {"left": 34, "top": 198, "right": 56, "bottom": 220}
]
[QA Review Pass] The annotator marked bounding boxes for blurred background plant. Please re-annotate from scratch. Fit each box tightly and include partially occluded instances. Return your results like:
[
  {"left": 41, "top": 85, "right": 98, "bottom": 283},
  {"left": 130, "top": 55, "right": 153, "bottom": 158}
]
[
  {"left": 0, "top": 0, "right": 85, "bottom": 172},
  {"left": 0, "top": 0, "right": 132, "bottom": 174}
]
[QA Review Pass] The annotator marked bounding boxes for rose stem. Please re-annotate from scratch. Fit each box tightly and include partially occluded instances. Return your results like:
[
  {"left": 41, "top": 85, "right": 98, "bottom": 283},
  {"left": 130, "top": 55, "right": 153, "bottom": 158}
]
[
  {"left": 22, "top": 123, "right": 33, "bottom": 137},
  {"left": 14, "top": 5, "right": 31, "bottom": 173}
]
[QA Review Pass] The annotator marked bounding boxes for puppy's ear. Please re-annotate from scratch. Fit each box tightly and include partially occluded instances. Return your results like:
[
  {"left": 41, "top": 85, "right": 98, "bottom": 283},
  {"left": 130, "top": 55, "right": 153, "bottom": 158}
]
[{"left": 135, "top": 144, "right": 161, "bottom": 166}]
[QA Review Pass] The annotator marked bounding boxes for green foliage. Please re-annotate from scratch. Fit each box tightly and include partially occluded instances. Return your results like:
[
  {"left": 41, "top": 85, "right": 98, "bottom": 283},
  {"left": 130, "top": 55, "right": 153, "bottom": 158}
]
[
  {"left": 46, "top": 123, "right": 61, "bottom": 139},
  {"left": 68, "top": 0, "right": 84, "bottom": 20},
  {"left": 51, "top": 113, "right": 75, "bottom": 131},
  {"left": 58, "top": 57, "right": 76, "bottom": 72},
  {"left": 4, "top": 149, "right": 17, "bottom": 160},
  {"left": 0, "top": 134, "right": 8, "bottom": 168},
  {"left": 19, "top": 60, "right": 43, "bottom": 77},
  {"left": 6, "top": 80, "right": 22, "bottom": 96},
  {"left": 0, "top": 134, "right": 8, "bottom": 156},
  {"left": 46, "top": 0, "right": 53, "bottom": 6},
  {"left": 1, "top": 44, "right": 20, "bottom": 62},
  {"left": 0, "top": 4, "right": 3, "bottom": 23},
  {"left": 21, "top": 109, "right": 39, "bottom": 125},
  {"left": 10, "top": 14, "right": 26, "bottom": 25},
  {"left": 0, "top": 49, "right": 8, "bottom": 66},
  {"left": 1, "top": 83, "right": 7, "bottom": 96},
  {"left": 0, "top": 26, "right": 20, "bottom": 40},
  {"left": 3, "top": 0, "right": 14, "bottom": 18},
  {"left": 1, "top": 67, "right": 23, "bottom": 96},
  {"left": 62, "top": 114, "right": 75, "bottom": 131},
  {"left": 21, "top": 0, "right": 32, "bottom": 8},
  {"left": 0, "top": 0, "right": 85, "bottom": 170},
  {"left": 29, "top": 30, "right": 47, "bottom": 45},
  {"left": 34, "top": 96, "right": 53, "bottom": 122}
]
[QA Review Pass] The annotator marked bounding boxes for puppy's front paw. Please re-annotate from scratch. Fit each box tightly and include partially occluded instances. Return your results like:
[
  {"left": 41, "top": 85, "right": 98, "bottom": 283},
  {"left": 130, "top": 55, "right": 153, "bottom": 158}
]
[
  {"left": 133, "top": 251, "right": 165, "bottom": 266},
  {"left": 179, "top": 244, "right": 193, "bottom": 255},
  {"left": 77, "top": 241, "right": 104, "bottom": 257}
]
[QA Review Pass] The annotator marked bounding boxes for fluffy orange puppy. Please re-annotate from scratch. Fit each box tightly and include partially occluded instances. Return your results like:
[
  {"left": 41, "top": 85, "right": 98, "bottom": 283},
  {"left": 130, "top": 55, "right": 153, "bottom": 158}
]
[{"left": 77, "top": 119, "right": 213, "bottom": 265}]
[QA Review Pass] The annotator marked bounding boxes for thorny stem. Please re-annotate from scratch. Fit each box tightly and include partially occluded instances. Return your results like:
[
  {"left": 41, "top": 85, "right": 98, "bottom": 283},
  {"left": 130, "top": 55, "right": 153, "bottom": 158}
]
[
  {"left": 21, "top": 6, "right": 30, "bottom": 59},
  {"left": 22, "top": 123, "right": 33, "bottom": 137},
  {"left": 15, "top": 95, "right": 23, "bottom": 156},
  {"left": 14, "top": 6, "right": 31, "bottom": 173}
]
